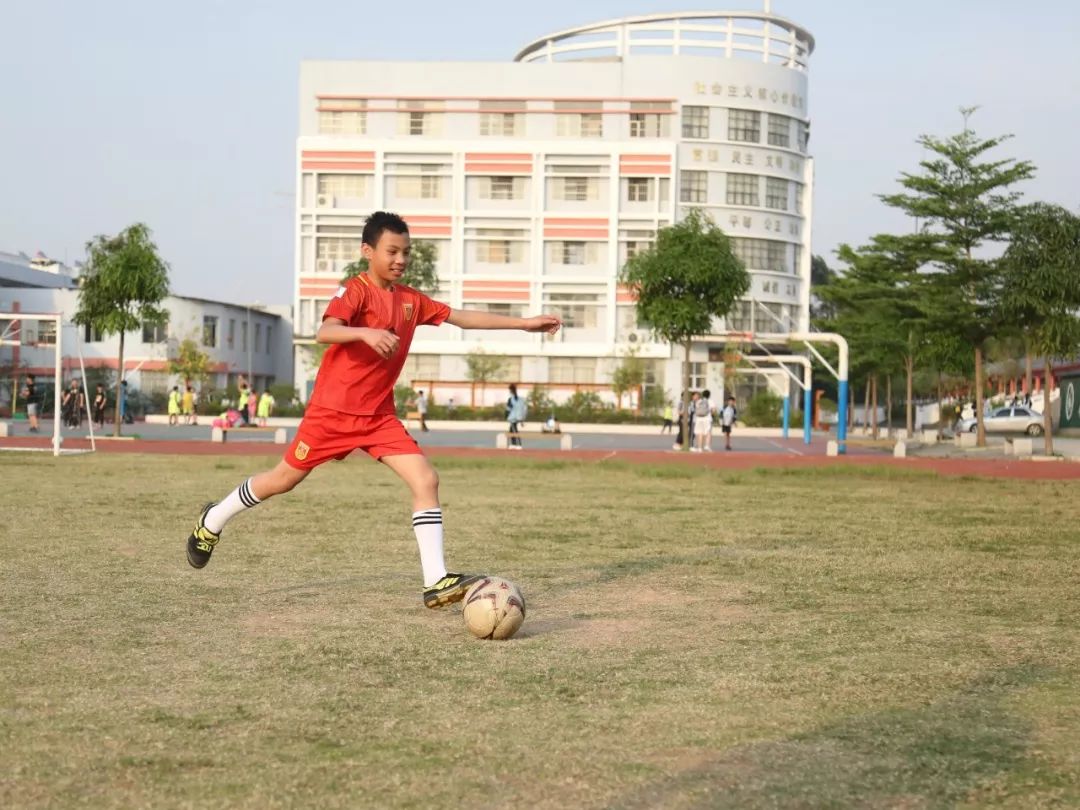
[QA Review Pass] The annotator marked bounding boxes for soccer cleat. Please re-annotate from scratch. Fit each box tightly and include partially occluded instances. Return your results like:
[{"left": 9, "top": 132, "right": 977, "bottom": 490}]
[
  {"left": 423, "top": 572, "right": 484, "bottom": 609},
  {"left": 186, "top": 502, "right": 221, "bottom": 569}
]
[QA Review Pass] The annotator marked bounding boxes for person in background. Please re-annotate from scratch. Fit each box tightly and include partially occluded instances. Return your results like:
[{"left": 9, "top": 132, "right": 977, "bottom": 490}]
[
  {"left": 120, "top": 380, "right": 132, "bottom": 424},
  {"left": 661, "top": 402, "right": 674, "bottom": 434},
  {"left": 92, "top": 383, "right": 107, "bottom": 429},
  {"left": 247, "top": 388, "right": 258, "bottom": 427},
  {"left": 506, "top": 383, "right": 527, "bottom": 450},
  {"left": 257, "top": 390, "right": 275, "bottom": 427},
  {"left": 416, "top": 389, "right": 429, "bottom": 432},
  {"left": 182, "top": 385, "right": 197, "bottom": 425},
  {"left": 21, "top": 374, "right": 40, "bottom": 433},
  {"left": 168, "top": 386, "right": 182, "bottom": 426},
  {"left": 721, "top": 395, "right": 738, "bottom": 451}
]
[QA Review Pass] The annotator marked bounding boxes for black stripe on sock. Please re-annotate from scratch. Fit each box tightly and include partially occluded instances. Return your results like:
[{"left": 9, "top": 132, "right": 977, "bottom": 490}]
[
  {"left": 412, "top": 518, "right": 444, "bottom": 527},
  {"left": 239, "top": 480, "right": 259, "bottom": 508},
  {"left": 415, "top": 509, "right": 442, "bottom": 517}
]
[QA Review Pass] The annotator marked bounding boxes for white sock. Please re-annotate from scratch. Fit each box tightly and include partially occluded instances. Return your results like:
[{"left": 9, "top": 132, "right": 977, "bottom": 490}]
[
  {"left": 204, "top": 478, "right": 261, "bottom": 534},
  {"left": 412, "top": 508, "right": 447, "bottom": 587}
]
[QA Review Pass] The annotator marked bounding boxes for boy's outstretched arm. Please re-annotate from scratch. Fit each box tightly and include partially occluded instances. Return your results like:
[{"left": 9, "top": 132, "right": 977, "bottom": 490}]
[{"left": 446, "top": 309, "right": 562, "bottom": 335}]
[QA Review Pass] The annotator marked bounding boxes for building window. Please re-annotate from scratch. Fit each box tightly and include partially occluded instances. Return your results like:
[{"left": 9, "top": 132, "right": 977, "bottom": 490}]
[
  {"left": 543, "top": 292, "right": 603, "bottom": 329},
  {"left": 629, "top": 112, "right": 669, "bottom": 138},
  {"left": 395, "top": 175, "right": 443, "bottom": 199},
  {"left": 401, "top": 353, "right": 442, "bottom": 382},
  {"left": 227, "top": 318, "right": 235, "bottom": 349},
  {"left": 679, "top": 170, "right": 707, "bottom": 203},
  {"left": 627, "top": 178, "right": 651, "bottom": 202},
  {"left": 318, "top": 110, "right": 366, "bottom": 135},
  {"left": 731, "top": 238, "right": 789, "bottom": 273},
  {"left": 767, "top": 114, "right": 792, "bottom": 148},
  {"left": 254, "top": 323, "right": 262, "bottom": 354},
  {"left": 549, "top": 356, "right": 598, "bottom": 383},
  {"left": 795, "top": 183, "right": 804, "bottom": 213},
  {"left": 35, "top": 320, "right": 57, "bottom": 346},
  {"left": 202, "top": 316, "right": 218, "bottom": 348},
  {"left": 550, "top": 241, "right": 600, "bottom": 265},
  {"left": 479, "top": 101, "right": 524, "bottom": 136},
  {"left": 765, "top": 177, "right": 789, "bottom": 210},
  {"left": 726, "top": 173, "right": 760, "bottom": 206},
  {"left": 82, "top": 324, "right": 104, "bottom": 343},
  {"left": 141, "top": 320, "right": 167, "bottom": 344},
  {"left": 265, "top": 325, "right": 272, "bottom": 353},
  {"left": 726, "top": 301, "right": 753, "bottom": 332},
  {"left": 728, "top": 109, "right": 761, "bottom": 143},
  {"left": 470, "top": 302, "right": 527, "bottom": 319},
  {"left": 317, "top": 174, "right": 369, "bottom": 201},
  {"left": 797, "top": 121, "right": 810, "bottom": 153},
  {"left": 241, "top": 321, "right": 247, "bottom": 352},
  {"left": 624, "top": 241, "right": 651, "bottom": 261},
  {"left": 554, "top": 177, "right": 598, "bottom": 201},
  {"left": 315, "top": 239, "right": 362, "bottom": 264},
  {"left": 689, "top": 362, "right": 707, "bottom": 391},
  {"left": 555, "top": 101, "right": 603, "bottom": 138},
  {"left": 396, "top": 100, "right": 444, "bottom": 136},
  {"left": 481, "top": 176, "right": 523, "bottom": 200},
  {"left": 682, "top": 106, "right": 709, "bottom": 139},
  {"left": 475, "top": 240, "right": 515, "bottom": 264}
]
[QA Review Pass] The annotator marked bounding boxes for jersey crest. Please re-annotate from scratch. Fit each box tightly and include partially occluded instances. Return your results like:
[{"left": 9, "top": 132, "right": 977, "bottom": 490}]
[
  {"left": 294, "top": 441, "right": 310, "bottom": 460},
  {"left": 403, "top": 302, "right": 414, "bottom": 321}
]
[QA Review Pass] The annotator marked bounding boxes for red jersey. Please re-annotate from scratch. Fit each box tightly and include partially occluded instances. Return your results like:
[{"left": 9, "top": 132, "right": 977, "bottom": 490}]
[{"left": 309, "top": 273, "right": 450, "bottom": 415}]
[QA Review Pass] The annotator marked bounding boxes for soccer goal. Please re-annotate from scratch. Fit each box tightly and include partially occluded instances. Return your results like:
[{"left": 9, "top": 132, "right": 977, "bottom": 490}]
[{"left": 0, "top": 312, "right": 96, "bottom": 456}]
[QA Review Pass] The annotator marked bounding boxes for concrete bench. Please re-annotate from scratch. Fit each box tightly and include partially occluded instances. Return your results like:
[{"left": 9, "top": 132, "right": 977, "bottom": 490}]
[
  {"left": 958, "top": 432, "right": 977, "bottom": 448},
  {"left": 1005, "top": 437, "right": 1034, "bottom": 457},
  {"left": 496, "top": 432, "right": 573, "bottom": 451},
  {"left": 211, "top": 426, "right": 287, "bottom": 445},
  {"left": 920, "top": 429, "right": 939, "bottom": 444}
]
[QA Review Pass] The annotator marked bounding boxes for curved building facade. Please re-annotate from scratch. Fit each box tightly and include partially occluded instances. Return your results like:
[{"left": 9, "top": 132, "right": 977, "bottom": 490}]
[{"left": 294, "top": 11, "right": 815, "bottom": 404}]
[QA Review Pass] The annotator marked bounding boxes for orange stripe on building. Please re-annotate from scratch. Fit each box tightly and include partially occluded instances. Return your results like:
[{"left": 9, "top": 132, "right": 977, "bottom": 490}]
[
  {"left": 409, "top": 226, "right": 452, "bottom": 236},
  {"left": 464, "top": 163, "right": 534, "bottom": 173},
  {"left": 464, "top": 153, "right": 532, "bottom": 161},
  {"left": 618, "top": 164, "right": 672, "bottom": 175},
  {"left": 620, "top": 154, "right": 671, "bottom": 162},
  {"left": 300, "top": 286, "right": 343, "bottom": 297},
  {"left": 544, "top": 217, "right": 608, "bottom": 225},
  {"left": 402, "top": 215, "right": 452, "bottom": 224},
  {"left": 316, "top": 94, "right": 676, "bottom": 102},
  {"left": 301, "top": 150, "right": 375, "bottom": 159},
  {"left": 301, "top": 161, "right": 375, "bottom": 171}
]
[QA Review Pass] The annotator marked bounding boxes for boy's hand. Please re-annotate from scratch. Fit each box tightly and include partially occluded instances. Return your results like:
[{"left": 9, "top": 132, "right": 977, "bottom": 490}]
[
  {"left": 361, "top": 328, "right": 400, "bottom": 359},
  {"left": 523, "top": 315, "right": 562, "bottom": 335}
]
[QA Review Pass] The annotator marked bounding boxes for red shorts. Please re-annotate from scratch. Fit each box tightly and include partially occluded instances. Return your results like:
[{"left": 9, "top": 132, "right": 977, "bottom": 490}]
[{"left": 284, "top": 405, "right": 422, "bottom": 470}]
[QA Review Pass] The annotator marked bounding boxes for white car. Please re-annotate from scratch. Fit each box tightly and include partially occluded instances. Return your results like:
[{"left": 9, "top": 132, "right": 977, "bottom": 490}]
[{"left": 957, "top": 406, "right": 1044, "bottom": 436}]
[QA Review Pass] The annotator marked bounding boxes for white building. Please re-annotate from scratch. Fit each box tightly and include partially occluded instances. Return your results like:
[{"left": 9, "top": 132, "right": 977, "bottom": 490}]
[
  {"left": 0, "top": 286, "right": 293, "bottom": 407},
  {"left": 294, "top": 11, "right": 814, "bottom": 406}
]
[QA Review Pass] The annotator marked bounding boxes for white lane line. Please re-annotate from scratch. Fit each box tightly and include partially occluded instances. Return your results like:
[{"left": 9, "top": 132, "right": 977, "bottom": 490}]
[{"left": 764, "top": 439, "right": 804, "bottom": 456}]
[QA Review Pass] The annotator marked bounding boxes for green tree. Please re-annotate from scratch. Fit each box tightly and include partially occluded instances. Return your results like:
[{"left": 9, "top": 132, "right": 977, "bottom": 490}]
[
  {"left": 73, "top": 223, "right": 170, "bottom": 435},
  {"left": 880, "top": 107, "right": 1035, "bottom": 445},
  {"left": 620, "top": 208, "right": 750, "bottom": 448},
  {"left": 342, "top": 240, "right": 440, "bottom": 294},
  {"left": 818, "top": 234, "right": 945, "bottom": 434},
  {"left": 999, "top": 203, "right": 1080, "bottom": 454},
  {"left": 610, "top": 350, "right": 646, "bottom": 410},
  {"left": 167, "top": 337, "right": 212, "bottom": 391},
  {"left": 464, "top": 349, "right": 506, "bottom": 407}
]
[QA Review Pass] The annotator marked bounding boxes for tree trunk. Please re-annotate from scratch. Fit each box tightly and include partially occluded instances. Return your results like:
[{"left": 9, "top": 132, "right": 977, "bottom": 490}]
[
  {"left": 871, "top": 376, "right": 879, "bottom": 440},
  {"left": 975, "top": 345, "right": 986, "bottom": 447},
  {"left": 863, "top": 376, "right": 871, "bottom": 436},
  {"left": 1044, "top": 361, "right": 1054, "bottom": 456},
  {"left": 680, "top": 340, "right": 692, "bottom": 451},
  {"left": 886, "top": 375, "right": 893, "bottom": 435},
  {"left": 936, "top": 373, "right": 943, "bottom": 437},
  {"left": 114, "top": 331, "right": 125, "bottom": 437},
  {"left": 905, "top": 356, "right": 914, "bottom": 434},
  {"left": 1025, "top": 343, "right": 1033, "bottom": 400}
]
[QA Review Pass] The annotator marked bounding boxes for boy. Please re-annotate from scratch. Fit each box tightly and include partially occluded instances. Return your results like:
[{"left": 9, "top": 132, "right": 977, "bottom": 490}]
[
  {"left": 721, "top": 395, "right": 737, "bottom": 451},
  {"left": 185, "top": 212, "right": 561, "bottom": 608},
  {"left": 182, "top": 385, "right": 196, "bottom": 425},
  {"left": 92, "top": 384, "right": 107, "bottom": 429},
  {"left": 693, "top": 389, "right": 714, "bottom": 452},
  {"left": 168, "top": 386, "right": 182, "bottom": 426}
]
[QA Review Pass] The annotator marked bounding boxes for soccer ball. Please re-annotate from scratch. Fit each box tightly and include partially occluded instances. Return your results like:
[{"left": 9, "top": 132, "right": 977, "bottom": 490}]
[{"left": 462, "top": 576, "right": 526, "bottom": 640}]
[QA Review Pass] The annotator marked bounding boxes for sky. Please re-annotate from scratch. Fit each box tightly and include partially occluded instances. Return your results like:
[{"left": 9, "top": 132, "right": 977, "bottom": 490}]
[{"left": 2, "top": 0, "right": 1078, "bottom": 307}]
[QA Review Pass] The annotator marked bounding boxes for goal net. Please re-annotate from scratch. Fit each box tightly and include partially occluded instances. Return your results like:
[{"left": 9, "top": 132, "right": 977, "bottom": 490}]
[{"left": 0, "top": 312, "right": 96, "bottom": 456}]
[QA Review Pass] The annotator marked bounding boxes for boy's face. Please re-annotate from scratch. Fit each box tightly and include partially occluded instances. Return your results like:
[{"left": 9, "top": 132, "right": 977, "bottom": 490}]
[{"left": 361, "top": 230, "right": 411, "bottom": 285}]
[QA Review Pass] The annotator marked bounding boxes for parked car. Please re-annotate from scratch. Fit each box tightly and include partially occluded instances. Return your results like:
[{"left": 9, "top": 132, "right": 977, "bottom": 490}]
[{"left": 957, "top": 406, "right": 1044, "bottom": 436}]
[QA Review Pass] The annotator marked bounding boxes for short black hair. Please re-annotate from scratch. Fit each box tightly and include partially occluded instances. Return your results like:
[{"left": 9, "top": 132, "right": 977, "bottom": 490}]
[
  {"left": 703, "top": 389, "right": 711, "bottom": 398},
  {"left": 363, "top": 211, "right": 409, "bottom": 247}
]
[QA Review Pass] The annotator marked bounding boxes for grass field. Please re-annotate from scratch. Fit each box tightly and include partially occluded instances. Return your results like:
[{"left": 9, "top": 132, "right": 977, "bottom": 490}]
[{"left": 2, "top": 453, "right": 1079, "bottom": 809}]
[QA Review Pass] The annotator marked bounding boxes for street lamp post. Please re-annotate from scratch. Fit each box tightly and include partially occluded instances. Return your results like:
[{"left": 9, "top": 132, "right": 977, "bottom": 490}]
[{"left": 245, "top": 300, "right": 261, "bottom": 391}]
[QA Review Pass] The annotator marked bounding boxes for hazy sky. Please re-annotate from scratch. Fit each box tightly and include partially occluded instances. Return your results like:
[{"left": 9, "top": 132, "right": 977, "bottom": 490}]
[{"left": 3, "top": 0, "right": 1078, "bottom": 307}]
